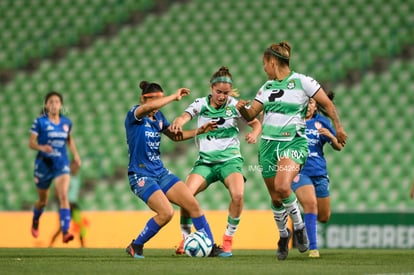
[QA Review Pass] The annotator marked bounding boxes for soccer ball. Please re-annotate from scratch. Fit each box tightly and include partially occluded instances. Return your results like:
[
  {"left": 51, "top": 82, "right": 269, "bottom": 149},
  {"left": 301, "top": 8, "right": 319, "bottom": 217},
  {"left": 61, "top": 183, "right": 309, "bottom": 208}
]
[{"left": 183, "top": 231, "right": 213, "bottom": 257}]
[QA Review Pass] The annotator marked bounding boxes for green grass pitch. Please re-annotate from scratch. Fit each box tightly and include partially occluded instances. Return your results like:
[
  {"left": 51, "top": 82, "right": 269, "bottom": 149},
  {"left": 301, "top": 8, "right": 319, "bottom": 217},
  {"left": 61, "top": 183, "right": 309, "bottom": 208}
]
[{"left": 1, "top": 248, "right": 414, "bottom": 275}]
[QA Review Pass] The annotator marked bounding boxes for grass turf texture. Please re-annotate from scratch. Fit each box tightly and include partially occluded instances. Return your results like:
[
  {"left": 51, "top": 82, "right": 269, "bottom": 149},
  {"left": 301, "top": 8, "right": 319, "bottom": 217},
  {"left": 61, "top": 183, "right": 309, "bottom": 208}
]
[{"left": 1, "top": 248, "right": 414, "bottom": 275}]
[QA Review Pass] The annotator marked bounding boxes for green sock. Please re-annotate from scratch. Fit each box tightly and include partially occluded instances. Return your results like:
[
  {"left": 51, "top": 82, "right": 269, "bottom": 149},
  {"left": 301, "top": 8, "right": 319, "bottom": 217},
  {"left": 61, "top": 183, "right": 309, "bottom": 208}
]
[
  {"left": 225, "top": 216, "right": 240, "bottom": 236},
  {"left": 180, "top": 216, "right": 192, "bottom": 237}
]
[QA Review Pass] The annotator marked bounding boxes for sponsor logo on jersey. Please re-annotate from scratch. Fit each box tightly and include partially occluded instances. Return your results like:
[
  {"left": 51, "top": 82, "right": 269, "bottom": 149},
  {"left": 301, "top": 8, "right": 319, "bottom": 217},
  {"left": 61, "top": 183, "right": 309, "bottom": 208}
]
[
  {"left": 48, "top": 132, "right": 68, "bottom": 138},
  {"left": 46, "top": 125, "right": 54, "bottom": 131},
  {"left": 145, "top": 131, "right": 160, "bottom": 138}
]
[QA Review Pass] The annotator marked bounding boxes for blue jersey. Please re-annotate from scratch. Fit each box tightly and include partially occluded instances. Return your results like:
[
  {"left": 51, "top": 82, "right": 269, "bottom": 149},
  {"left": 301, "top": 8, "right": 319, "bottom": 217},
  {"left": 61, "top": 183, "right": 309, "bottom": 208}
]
[
  {"left": 30, "top": 114, "right": 72, "bottom": 170},
  {"left": 301, "top": 113, "right": 336, "bottom": 176},
  {"left": 125, "top": 105, "right": 170, "bottom": 176}
]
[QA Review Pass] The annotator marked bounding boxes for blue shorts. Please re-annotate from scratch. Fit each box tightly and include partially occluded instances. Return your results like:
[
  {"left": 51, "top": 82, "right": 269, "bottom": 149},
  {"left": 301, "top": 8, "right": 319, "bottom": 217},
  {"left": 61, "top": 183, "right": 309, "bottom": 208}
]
[
  {"left": 291, "top": 174, "right": 330, "bottom": 198},
  {"left": 34, "top": 157, "right": 70, "bottom": 190},
  {"left": 128, "top": 169, "right": 181, "bottom": 203}
]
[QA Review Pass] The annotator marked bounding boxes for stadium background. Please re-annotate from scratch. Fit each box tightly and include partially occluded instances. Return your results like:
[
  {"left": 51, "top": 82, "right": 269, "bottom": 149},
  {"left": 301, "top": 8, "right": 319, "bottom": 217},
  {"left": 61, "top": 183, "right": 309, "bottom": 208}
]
[{"left": 0, "top": 0, "right": 413, "bottom": 248}]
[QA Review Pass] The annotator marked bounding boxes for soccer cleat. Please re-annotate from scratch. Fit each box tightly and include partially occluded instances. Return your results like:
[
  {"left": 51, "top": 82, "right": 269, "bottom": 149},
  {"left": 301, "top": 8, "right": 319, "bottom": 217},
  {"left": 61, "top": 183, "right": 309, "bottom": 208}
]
[
  {"left": 62, "top": 232, "right": 74, "bottom": 243},
  {"left": 219, "top": 235, "right": 233, "bottom": 257},
  {"left": 208, "top": 243, "right": 225, "bottom": 257},
  {"left": 31, "top": 220, "right": 39, "bottom": 238},
  {"left": 308, "top": 249, "right": 320, "bottom": 258},
  {"left": 294, "top": 226, "right": 309, "bottom": 253},
  {"left": 218, "top": 251, "right": 233, "bottom": 257},
  {"left": 276, "top": 228, "right": 291, "bottom": 261},
  {"left": 175, "top": 239, "right": 185, "bottom": 255},
  {"left": 126, "top": 240, "right": 144, "bottom": 259}
]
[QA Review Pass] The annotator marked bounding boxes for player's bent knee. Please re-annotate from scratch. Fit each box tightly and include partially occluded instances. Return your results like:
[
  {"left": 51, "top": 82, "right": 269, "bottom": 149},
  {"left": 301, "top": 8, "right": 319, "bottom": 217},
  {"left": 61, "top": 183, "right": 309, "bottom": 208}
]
[
  {"left": 231, "top": 193, "right": 244, "bottom": 204},
  {"left": 158, "top": 209, "right": 174, "bottom": 224}
]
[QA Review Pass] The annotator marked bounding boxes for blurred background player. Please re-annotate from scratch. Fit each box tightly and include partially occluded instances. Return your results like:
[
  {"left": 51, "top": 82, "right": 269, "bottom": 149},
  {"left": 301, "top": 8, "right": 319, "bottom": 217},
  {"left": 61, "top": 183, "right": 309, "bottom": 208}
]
[
  {"left": 49, "top": 160, "right": 88, "bottom": 247},
  {"left": 236, "top": 41, "right": 347, "bottom": 260},
  {"left": 171, "top": 66, "right": 261, "bottom": 257},
  {"left": 291, "top": 92, "right": 343, "bottom": 258},
  {"left": 124, "top": 81, "right": 222, "bottom": 258},
  {"left": 29, "top": 91, "right": 81, "bottom": 243}
]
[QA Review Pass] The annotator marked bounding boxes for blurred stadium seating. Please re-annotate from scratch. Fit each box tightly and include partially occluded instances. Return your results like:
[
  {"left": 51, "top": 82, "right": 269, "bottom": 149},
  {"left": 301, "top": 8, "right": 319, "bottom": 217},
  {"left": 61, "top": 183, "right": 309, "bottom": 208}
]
[
  {"left": 0, "top": 0, "right": 413, "bottom": 211},
  {"left": 0, "top": 0, "right": 155, "bottom": 71}
]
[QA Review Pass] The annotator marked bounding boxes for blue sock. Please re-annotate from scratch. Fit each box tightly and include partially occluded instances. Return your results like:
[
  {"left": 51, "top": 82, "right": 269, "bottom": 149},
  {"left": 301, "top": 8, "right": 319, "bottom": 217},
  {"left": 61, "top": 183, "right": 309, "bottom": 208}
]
[
  {"left": 304, "top": 213, "right": 318, "bottom": 250},
  {"left": 33, "top": 207, "right": 44, "bottom": 221},
  {"left": 135, "top": 218, "right": 161, "bottom": 245},
  {"left": 59, "top": 208, "right": 71, "bottom": 234},
  {"left": 192, "top": 215, "right": 214, "bottom": 243}
]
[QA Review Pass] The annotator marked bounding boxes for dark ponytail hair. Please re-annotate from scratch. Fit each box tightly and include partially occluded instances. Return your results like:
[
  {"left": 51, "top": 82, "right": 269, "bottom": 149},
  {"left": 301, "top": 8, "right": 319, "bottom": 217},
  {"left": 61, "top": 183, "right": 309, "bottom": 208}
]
[
  {"left": 44, "top": 91, "right": 63, "bottom": 105},
  {"left": 139, "top": 80, "right": 163, "bottom": 95}
]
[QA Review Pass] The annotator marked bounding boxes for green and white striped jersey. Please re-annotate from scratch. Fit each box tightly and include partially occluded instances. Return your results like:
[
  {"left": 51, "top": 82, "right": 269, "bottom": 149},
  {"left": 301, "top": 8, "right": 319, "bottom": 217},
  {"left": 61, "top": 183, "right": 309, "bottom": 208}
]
[
  {"left": 255, "top": 71, "right": 320, "bottom": 141},
  {"left": 185, "top": 95, "right": 242, "bottom": 164}
]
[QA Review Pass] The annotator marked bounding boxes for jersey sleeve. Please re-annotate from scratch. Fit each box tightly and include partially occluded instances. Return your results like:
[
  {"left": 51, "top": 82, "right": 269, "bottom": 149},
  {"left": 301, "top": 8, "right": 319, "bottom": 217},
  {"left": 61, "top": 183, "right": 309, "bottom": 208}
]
[
  {"left": 302, "top": 75, "right": 321, "bottom": 98},
  {"left": 184, "top": 99, "right": 201, "bottom": 119},
  {"left": 30, "top": 117, "right": 41, "bottom": 135},
  {"left": 126, "top": 105, "right": 144, "bottom": 125},
  {"left": 254, "top": 83, "right": 267, "bottom": 104}
]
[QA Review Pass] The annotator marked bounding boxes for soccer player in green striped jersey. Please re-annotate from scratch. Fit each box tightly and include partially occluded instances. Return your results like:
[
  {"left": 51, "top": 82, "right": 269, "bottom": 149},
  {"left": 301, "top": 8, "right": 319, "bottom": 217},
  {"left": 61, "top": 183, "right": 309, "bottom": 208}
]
[
  {"left": 236, "top": 41, "right": 347, "bottom": 260},
  {"left": 171, "top": 66, "right": 261, "bottom": 257}
]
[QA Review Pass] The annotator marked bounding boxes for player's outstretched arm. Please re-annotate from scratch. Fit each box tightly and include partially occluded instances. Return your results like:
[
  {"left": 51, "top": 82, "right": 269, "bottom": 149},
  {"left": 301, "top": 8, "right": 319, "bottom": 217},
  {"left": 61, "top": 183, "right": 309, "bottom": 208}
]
[
  {"left": 318, "top": 128, "right": 343, "bottom": 151},
  {"left": 170, "top": 112, "right": 192, "bottom": 134},
  {"left": 313, "top": 88, "right": 347, "bottom": 146},
  {"left": 135, "top": 88, "right": 190, "bottom": 119},
  {"left": 236, "top": 99, "right": 262, "bottom": 122},
  {"left": 164, "top": 121, "right": 217, "bottom": 141}
]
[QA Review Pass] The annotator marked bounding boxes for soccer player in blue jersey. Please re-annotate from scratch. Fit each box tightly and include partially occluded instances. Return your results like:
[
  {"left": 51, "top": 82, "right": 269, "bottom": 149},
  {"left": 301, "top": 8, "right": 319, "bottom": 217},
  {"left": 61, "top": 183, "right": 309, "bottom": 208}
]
[
  {"left": 292, "top": 93, "right": 343, "bottom": 258},
  {"left": 29, "top": 91, "right": 81, "bottom": 243},
  {"left": 236, "top": 41, "right": 347, "bottom": 260},
  {"left": 125, "top": 80, "right": 222, "bottom": 258}
]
